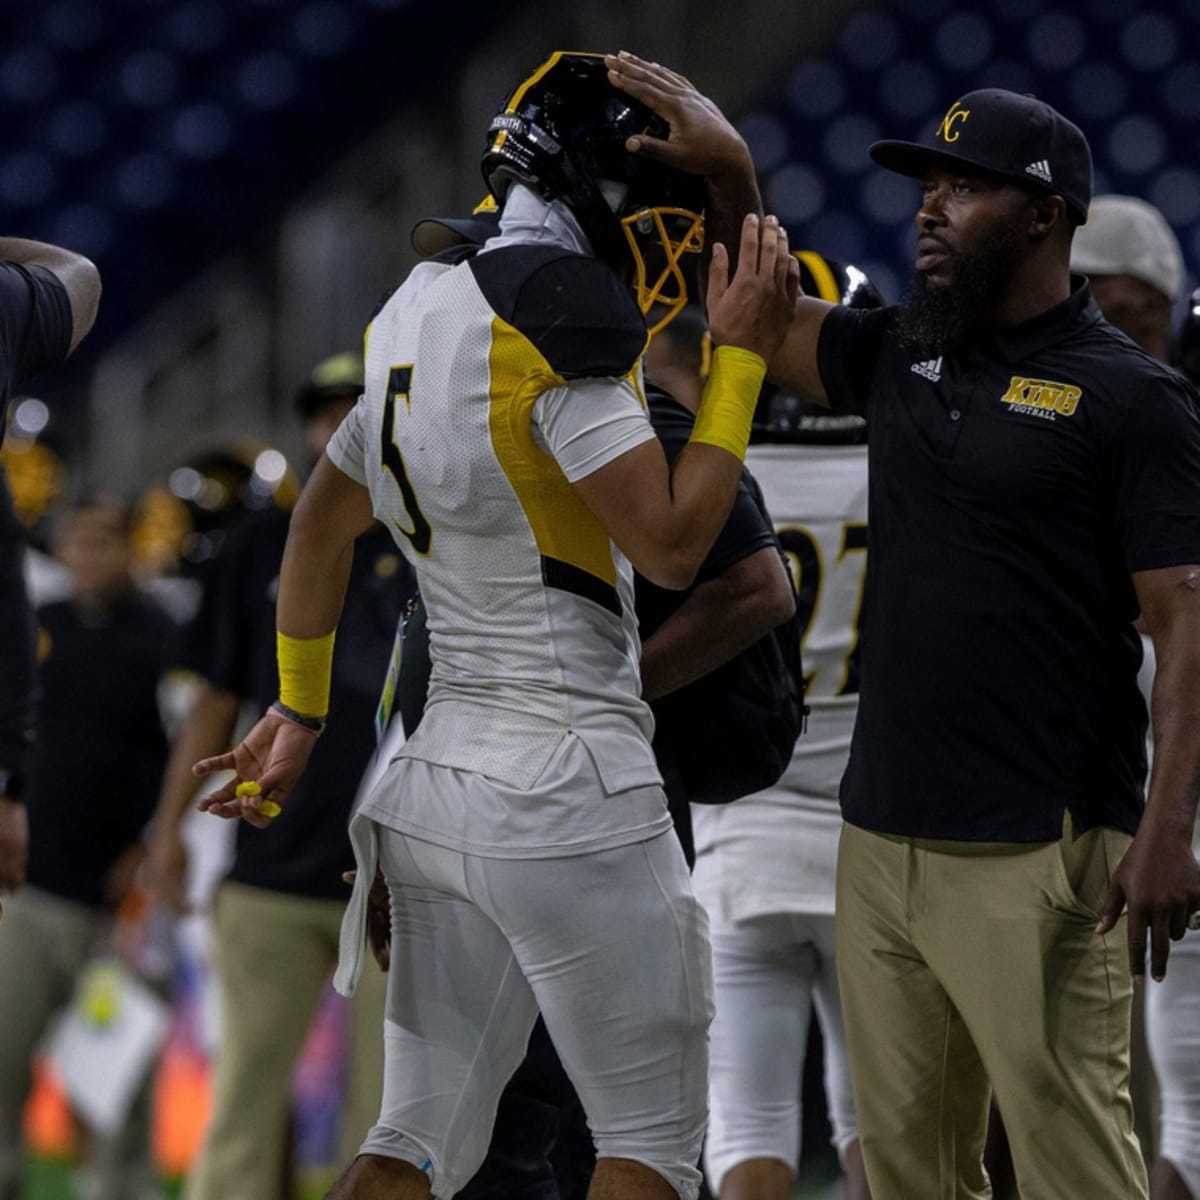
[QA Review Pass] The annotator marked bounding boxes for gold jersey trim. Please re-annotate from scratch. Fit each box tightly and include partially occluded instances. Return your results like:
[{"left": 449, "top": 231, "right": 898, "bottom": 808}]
[{"left": 486, "top": 315, "right": 620, "bottom": 591}]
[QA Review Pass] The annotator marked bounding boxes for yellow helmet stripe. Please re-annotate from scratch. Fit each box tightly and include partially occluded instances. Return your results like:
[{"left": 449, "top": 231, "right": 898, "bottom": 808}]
[
  {"left": 797, "top": 251, "right": 841, "bottom": 304},
  {"left": 493, "top": 51, "right": 604, "bottom": 152}
]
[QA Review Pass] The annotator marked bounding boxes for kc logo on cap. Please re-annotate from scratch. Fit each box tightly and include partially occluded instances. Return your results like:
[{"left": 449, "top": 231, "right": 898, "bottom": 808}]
[{"left": 937, "top": 101, "right": 970, "bottom": 144}]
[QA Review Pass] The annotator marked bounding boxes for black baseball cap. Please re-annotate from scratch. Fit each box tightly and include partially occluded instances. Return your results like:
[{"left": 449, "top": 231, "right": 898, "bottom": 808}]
[{"left": 869, "top": 89, "right": 1093, "bottom": 225}]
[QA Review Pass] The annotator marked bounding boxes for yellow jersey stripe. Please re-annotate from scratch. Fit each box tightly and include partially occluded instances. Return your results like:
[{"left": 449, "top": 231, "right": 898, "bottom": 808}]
[{"left": 487, "top": 314, "right": 618, "bottom": 589}]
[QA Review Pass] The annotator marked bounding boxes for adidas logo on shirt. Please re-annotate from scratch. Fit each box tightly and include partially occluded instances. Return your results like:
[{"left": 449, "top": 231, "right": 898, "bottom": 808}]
[
  {"left": 911, "top": 356, "right": 943, "bottom": 382},
  {"left": 1025, "top": 160, "right": 1052, "bottom": 184}
]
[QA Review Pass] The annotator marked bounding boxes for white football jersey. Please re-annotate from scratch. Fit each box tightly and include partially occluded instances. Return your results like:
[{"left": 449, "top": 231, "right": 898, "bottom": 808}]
[
  {"left": 692, "top": 440, "right": 869, "bottom": 919},
  {"left": 327, "top": 242, "right": 674, "bottom": 856}
]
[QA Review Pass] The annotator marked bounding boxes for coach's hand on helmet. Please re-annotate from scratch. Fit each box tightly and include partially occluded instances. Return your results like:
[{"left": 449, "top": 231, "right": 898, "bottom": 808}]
[
  {"left": 192, "top": 707, "right": 317, "bottom": 829},
  {"left": 604, "top": 52, "right": 752, "bottom": 183},
  {"left": 706, "top": 214, "right": 799, "bottom": 362}
]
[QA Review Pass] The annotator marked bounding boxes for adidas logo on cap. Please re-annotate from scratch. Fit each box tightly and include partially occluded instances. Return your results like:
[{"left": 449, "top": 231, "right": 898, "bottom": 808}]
[
  {"left": 911, "top": 356, "right": 943, "bottom": 382},
  {"left": 1025, "top": 160, "right": 1052, "bottom": 184}
]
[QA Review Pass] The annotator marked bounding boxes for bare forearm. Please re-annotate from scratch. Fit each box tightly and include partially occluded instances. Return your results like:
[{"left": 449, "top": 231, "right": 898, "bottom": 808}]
[
  {"left": 276, "top": 518, "right": 355, "bottom": 638},
  {"left": 1145, "top": 639, "right": 1200, "bottom": 840},
  {"left": 654, "top": 443, "right": 746, "bottom": 586},
  {"left": 275, "top": 455, "right": 374, "bottom": 639},
  {"left": 703, "top": 149, "right": 762, "bottom": 282},
  {"left": 642, "top": 553, "right": 792, "bottom": 700}
]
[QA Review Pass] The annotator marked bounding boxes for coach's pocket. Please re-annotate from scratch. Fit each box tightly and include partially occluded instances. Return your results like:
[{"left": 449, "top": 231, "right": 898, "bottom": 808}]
[{"left": 1052, "top": 812, "right": 1130, "bottom": 920}]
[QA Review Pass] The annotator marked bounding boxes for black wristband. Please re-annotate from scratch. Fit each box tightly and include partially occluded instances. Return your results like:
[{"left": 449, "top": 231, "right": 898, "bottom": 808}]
[{"left": 271, "top": 700, "right": 326, "bottom": 736}]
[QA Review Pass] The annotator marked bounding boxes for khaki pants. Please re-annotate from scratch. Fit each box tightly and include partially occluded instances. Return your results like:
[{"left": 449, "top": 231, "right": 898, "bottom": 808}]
[
  {"left": 184, "top": 882, "right": 386, "bottom": 1200},
  {"left": 0, "top": 886, "right": 160, "bottom": 1200},
  {"left": 836, "top": 817, "right": 1148, "bottom": 1200}
]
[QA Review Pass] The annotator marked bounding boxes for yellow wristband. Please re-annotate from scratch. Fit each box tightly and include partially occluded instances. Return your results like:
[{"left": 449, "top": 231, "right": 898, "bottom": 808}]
[
  {"left": 688, "top": 344, "right": 768, "bottom": 461},
  {"left": 277, "top": 630, "right": 335, "bottom": 719}
]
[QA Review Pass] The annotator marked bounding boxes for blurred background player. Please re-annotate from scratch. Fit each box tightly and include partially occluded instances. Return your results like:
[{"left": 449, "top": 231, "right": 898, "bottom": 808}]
[
  {"left": 143, "top": 353, "right": 412, "bottom": 1200},
  {"left": 1071, "top": 197, "right": 1199, "bottom": 1200},
  {"left": 0, "top": 494, "right": 176, "bottom": 1200},
  {"left": 689, "top": 252, "right": 879, "bottom": 1200},
  {"left": 0, "top": 238, "right": 101, "bottom": 915},
  {"left": 0, "top": 409, "right": 72, "bottom": 606},
  {"left": 130, "top": 440, "right": 301, "bottom": 626}
]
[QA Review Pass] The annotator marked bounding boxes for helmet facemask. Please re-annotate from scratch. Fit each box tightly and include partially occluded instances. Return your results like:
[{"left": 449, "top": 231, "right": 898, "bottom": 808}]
[{"left": 621, "top": 204, "right": 705, "bottom": 335}]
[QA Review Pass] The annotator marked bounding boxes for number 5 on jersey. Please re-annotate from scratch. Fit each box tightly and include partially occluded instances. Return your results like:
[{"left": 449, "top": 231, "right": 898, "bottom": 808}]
[{"left": 380, "top": 364, "right": 433, "bottom": 555}]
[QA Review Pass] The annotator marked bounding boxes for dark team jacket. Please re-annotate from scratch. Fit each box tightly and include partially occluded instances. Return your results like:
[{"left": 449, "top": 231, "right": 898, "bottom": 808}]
[
  {"left": 819, "top": 280, "right": 1200, "bottom": 841},
  {"left": 181, "top": 509, "right": 414, "bottom": 899},
  {"left": 26, "top": 595, "right": 177, "bottom": 907}
]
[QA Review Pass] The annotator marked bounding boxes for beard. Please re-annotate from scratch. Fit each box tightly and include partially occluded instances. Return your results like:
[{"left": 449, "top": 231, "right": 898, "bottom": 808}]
[{"left": 895, "top": 222, "right": 1024, "bottom": 353}]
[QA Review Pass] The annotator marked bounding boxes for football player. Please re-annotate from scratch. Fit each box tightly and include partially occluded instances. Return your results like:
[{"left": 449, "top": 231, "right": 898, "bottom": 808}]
[{"left": 194, "top": 51, "right": 797, "bottom": 1200}]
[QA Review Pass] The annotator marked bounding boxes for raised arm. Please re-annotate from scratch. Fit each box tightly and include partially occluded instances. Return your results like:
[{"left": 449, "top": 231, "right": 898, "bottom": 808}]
[
  {"left": 1098, "top": 562, "right": 1200, "bottom": 980},
  {"left": 572, "top": 213, "right": 798, "bottom": 588},
  {"left": 193, "top": 454, "right": 377, "bottom": 825},
  {"left": 605, "top": 52, "right": 834, "bottom": 406},
  {"left": 0, "top": 236, "right": 100, "bottom": 352}
]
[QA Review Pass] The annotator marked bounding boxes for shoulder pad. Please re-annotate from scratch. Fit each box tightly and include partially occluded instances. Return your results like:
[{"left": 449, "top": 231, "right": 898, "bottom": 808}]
[{"left": 470, "top": 246, "right": 647, "bottom": 379}]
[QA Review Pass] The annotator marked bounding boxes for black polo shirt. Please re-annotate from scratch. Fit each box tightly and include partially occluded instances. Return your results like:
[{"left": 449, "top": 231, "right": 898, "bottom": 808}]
[
  {"left": 182, "top": 510, "right": 413, "bottom": 898},
  {"left": 817, "top": 279, "right": 1200, "bottom": 841}
]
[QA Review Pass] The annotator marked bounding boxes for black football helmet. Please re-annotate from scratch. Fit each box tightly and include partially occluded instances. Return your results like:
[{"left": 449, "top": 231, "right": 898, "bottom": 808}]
[
  {"left": 482, "top": 51, "right": 704, "bottom": 333},
  {"left": 752, "top": 251, "right": 886, "bottom": 444},
  {"left": 1180, "top": 286, "right": 1200, "bottom": 388},
  {"left": 142, "top": 441, "right": 300, "bottom": 576}
]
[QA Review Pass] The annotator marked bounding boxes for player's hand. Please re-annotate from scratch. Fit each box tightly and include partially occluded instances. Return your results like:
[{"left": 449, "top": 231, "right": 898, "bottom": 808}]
[
  {"left": 604, "top": 51, "right": 753, "bottom": 183},
  {"left": 1096, "top": 824, "right": 1200, "bottom": 981},
  {"left": 344, "top": 869, "right": 392, "bottom": 972},
  {"left": 142, "top": 828, "right": 192, "bottom": 915},
  {"left": 706, "top": 214, "right": 799, "bottom": 362},
  {"left": 193, "top": 708, "right": 317, "bottom": 829},
  {"left": 0, "top": 796, "right": 28, "bottom": 908}
]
